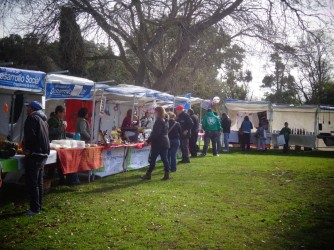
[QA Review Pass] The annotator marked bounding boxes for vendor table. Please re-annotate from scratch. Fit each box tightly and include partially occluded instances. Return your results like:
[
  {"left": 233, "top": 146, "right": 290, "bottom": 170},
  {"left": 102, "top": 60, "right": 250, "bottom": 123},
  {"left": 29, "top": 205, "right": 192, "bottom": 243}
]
[
  {"left": 272, "top": 134, "right": 316, "bottom": 148},
  {"left": 95, "top": 143, "right": 147, "bottom": 178},
  {"left": 226, "top": 131, "right": 271, "bottom": 145},
  {"left": 0, "top": 150, "right": 57, "bottom": 173},
  {"left": 0, "top": 150, "right": 58, "bottom": 184},
  {"left": 56, "top": 147, "right": 104, "bottom": 174}
]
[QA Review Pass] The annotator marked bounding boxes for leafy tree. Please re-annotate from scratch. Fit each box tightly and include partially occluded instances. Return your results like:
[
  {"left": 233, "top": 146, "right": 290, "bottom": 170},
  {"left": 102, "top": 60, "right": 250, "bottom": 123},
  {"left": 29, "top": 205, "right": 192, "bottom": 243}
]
[
  {"left": 294, "top": 31, "right": 334, "bottom": 105},
  {"left": 2, "top": 0, "right": 331, "bottom": 91},
  {"left": 0, "top": 33, "right": 59, "bottom": 72},
  {"left": 220, "top": 44, "right": 253, "bottom": 100},
  {"left": 261, "top": 51, "right": 299, "bottom": 104},
  {"left": 59, "top": 6, "right": 85, "bottom": 75}
]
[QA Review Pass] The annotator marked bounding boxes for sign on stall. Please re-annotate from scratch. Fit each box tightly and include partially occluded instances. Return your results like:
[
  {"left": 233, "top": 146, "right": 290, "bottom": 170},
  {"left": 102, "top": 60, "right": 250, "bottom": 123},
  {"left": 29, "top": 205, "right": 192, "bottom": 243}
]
[
  {"left": 99, "top": 96, "right": 106, "bottom": 117},
  {"left": 45, "top": 83, "right": 93, "bottom": 99},
  {"left": 126, "top": 146, "right": 151, "bottom": 170},
  {"left": 95, "top": 147, "right": 125, "bottom": 177},
  {"left": 0, "top": 67, "right": 45, "bottom": 92}
]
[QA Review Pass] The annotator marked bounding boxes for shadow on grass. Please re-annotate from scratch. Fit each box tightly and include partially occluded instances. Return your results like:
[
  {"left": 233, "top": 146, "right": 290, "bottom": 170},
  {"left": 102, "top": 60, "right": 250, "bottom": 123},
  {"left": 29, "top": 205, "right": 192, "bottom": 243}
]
[
  {"left": 0, "top": 183, "right": 27, "bottom": 208},
  {"left": 273, "top": 204, "right": 334, "bottom": 249},
  {"left": 81, "top": 169, "right": 160, "bottom": 195},
  {"left": 206, "top": 147, "right": 334, "bottom": 159}
]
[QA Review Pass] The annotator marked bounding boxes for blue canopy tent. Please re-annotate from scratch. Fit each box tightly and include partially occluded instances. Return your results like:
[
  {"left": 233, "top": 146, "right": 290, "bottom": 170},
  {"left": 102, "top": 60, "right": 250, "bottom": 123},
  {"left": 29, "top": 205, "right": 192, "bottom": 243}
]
[
  {"left": 92, "top": 84, "right": 176, "bottom": 142},
  {"left": 0, "top": 67, "right": 46, "bottom": 141}
]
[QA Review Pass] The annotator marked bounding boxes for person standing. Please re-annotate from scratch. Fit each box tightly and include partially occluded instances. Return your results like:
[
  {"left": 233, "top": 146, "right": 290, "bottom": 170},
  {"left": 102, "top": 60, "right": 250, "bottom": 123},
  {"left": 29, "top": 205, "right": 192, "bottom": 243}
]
[
  {"left": 121, "top": 109, "right": 132, "bottom": 129},
  {"left": 221, "top": 113, "right": 231, "bottom": 152},
  {"left": 140, "top": 111, "right": 154, "bottom": 129},
  {"left": 175, "top": 105, "right": 193, "bottom": 163},
  {"left": 200, "top": 109, "right": 222, "bottom": 157},
  {"left": 23, "top": 101, "right": 50, "bottom": 216},
  {"left": 256, "top": 123, "right": 266, "bottom": 151},
  {"left": 141, "top": 107, "right": 170, "bottom": 180},
  {"left": 280, "top": 122, "right": 291, "bottom": 153},
  {"left": 240, "top": 116, "right": 253, "bottom": 151},
  {"left": 167, "top": 112, "right": 182, "bottom": 172},
  {"left": 187, "top": 109, "right": 199, "bottom": 158},
  {"left": 47, "top": 105, "right": 67, "bottom": 184},
  {"left": 76, "top": 108, "right": 91, "bottom": 143},
  {"left": 213, "top": 112, "right": 222, "bottom": 153},
  {"left": 48, "top": 105, "right": 67, "bottom": 141}
]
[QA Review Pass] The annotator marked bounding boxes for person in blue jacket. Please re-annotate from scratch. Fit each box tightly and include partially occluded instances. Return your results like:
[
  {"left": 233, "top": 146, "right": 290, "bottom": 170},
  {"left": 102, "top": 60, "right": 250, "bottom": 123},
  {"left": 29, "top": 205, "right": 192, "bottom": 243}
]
[{"left": 240, "top": 116, "right": 253, "bottom": 151}]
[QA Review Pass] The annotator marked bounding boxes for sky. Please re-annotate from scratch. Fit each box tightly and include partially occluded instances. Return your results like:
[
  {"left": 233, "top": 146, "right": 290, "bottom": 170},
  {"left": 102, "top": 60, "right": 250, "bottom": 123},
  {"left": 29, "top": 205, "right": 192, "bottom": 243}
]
[{"left": 2, "top": 2, "right": 333, "bottom": 101}]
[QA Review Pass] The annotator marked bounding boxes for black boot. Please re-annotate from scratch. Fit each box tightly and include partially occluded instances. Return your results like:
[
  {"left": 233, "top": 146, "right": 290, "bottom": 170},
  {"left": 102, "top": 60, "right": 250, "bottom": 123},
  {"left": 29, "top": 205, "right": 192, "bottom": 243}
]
[
  {"left": 141, "top": 171, "right": 152, "bottom": 180},
  {"left": 161, "top": 171, "right": 170, "bottom": 180}
]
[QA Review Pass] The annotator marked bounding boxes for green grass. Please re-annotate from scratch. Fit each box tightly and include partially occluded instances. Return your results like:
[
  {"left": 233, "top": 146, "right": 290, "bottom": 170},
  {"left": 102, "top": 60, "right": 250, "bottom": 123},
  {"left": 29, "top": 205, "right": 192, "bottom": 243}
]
[{"left": 1, "top": 149, "right": 334, "bottom": 249}]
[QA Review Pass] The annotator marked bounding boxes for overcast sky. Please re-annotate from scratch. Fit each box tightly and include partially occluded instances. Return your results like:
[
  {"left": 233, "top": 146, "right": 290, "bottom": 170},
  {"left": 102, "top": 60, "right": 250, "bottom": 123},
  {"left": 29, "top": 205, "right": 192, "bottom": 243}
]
[{"left": 2, "top": 2, "right": 333, "bottom": 101}]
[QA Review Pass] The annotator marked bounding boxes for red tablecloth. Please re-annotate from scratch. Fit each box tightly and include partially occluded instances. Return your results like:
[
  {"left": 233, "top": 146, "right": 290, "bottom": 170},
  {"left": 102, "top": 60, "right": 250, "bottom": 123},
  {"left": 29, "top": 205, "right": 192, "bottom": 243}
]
[
  {"left": 103, "top": 142, "right": 144, "bottom": 150},
  {"left": 57, "top": 147, "right": 104, "bottom": 174}
]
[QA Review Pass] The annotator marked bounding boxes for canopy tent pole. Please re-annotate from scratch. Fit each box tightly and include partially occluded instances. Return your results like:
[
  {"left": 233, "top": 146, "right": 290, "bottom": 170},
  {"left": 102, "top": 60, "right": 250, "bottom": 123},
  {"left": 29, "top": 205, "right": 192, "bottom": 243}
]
[
  {"left": 131, "top": 95, "right": 136, "bottom": 123},
  {"left": 315, "top": 107, "right": 319, "bottom": 149},
  {"left": 91, "top": 82, "right": 96, "bottom": 144},
  {"left": 10, "top": 94, "right": 16, "bottom": 140},
  {"left": 19, "top": 94, "right": 26, "bottom": 142}
]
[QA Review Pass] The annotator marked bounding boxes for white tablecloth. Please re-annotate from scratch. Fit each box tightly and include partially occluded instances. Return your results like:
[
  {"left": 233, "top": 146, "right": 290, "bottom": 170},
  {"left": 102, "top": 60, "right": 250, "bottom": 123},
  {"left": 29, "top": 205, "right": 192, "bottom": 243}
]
[
  {"left": 272, "top": 134, "right": 316, "bottom": 148},
  {"left": 12, "top": 150, "right": 57, "bottom": 170},
  {"left": 229, "top": 131, "right": 271, "bottom": 144}
]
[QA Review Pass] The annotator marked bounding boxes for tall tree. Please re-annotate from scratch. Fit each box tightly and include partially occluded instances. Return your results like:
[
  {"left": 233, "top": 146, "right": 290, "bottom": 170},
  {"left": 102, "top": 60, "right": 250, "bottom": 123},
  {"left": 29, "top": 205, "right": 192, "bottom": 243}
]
[
  {"left": 1, "top": 0, "right": 331, "bottom": 91},
  {"left": 59, "top": 6, "right": 86, "bottom": 75},
  {"left": 261, "top": 51, "right": 299, "bottom": 104},
  {"left": 0, "top": 33, "right": 59, "bottom": 72},
  {"left": 294, "top": 31, "right": 334, "bottom": 105}
]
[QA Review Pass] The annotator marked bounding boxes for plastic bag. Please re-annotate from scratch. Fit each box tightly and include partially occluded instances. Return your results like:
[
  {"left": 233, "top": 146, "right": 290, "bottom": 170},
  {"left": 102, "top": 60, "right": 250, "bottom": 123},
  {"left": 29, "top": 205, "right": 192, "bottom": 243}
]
[{"left": 277, "top": 134, "right": 286, "bottom": 146}]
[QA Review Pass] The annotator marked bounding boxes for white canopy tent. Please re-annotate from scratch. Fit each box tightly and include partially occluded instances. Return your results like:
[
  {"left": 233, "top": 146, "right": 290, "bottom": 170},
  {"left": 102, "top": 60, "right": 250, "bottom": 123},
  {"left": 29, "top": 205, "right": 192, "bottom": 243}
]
[
  {"left": 44, "top": 74, "right": 95, "bottom": 121},
  {"left": 92, "top": 84, "right": 175, "bottom": 142},
  {"left": 224, "top": 100, "right": 272, "bottom": 132},
  {"left": 271, "top": 104, "right": 318, "bottom": 133}
]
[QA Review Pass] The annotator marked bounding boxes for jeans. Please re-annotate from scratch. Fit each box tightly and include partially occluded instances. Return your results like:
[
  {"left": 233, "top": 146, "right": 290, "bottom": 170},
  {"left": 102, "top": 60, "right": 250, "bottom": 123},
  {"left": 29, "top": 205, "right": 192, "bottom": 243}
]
[
  {"left": 189, "top": 133, "right": 198, "bottom": 157},
  {"left": 241, "top": 133, "right": 251, "bottom": 151},
  {"left": 216, "top": 132, "right": 222, "bottom": 153},
  {"left": 202, "top": 131, "right": 218, "bottom": 156},
  {"left": 283, "top": 140, "right": 289, "bottom": 153},
  {"left": 223, "top": 132, "right": 230, "bottom": 152},
  {"left": 257, "top": 138, "right": 266, "bottom": 150},
  {"left": 148, "top": 147, "right": 170, "bottom": 172},
  {"left": 168, "top": 139, "right": 180, "bottom": 171},
  {"left": 180, "top": 138, "right": 190, "bottom": 162},
  {"left": 25, "top": 155, "right": 47, "bottom": 213}
]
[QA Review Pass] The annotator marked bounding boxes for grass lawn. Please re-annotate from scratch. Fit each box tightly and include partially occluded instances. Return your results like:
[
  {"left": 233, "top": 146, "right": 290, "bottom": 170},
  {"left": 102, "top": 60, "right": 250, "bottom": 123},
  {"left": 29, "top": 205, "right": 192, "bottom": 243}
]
[{"left": 0, "top": 149, "right": 334, "bottom": 249}]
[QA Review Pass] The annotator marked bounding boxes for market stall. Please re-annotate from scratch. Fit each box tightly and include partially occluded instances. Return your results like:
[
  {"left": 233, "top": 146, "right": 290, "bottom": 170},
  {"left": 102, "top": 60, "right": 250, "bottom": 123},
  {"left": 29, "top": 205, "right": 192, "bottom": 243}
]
[
  {"left": 44, "top": 74, "right": 102, "bottom": 177},
  {"left": 317, "top": 106, "right": 334, "bottom": 148},
  {"left": 92, "top": 84, "right": 174, "bottom": 177},
  {"left": 224, "top": 99, "right": 272, "bottom": 145},
  {"left": 271, "top": 105, "right": 317, "bottom": 148},
  {"left": 0, "top": 67, "right": 59, "bottom": 185},
  {"left": 0, "top": 67, "right": 46, "bottom": 141}
]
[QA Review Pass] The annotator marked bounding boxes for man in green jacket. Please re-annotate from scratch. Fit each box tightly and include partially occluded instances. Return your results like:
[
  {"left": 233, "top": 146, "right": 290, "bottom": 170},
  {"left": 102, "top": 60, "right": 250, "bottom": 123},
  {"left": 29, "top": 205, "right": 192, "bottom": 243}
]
[
  {"left": 48, "top": 105, "right": 67, "bottom": 141},
  {"left": 279, "top": 122, "right": 291, "bottom": 153},
  {"left": 200, "top": 109, "right": 222, "bottom": 157}
]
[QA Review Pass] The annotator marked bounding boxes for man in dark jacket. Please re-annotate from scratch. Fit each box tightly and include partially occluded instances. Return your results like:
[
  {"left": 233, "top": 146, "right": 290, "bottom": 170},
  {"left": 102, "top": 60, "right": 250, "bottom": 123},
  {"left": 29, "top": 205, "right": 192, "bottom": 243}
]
[
  {"left": 221, "top": 113, "right": 231, "bottom": 152},
  {"left": 187, "top": 109, "right": 199, "bottom": 157},
  {"left": 23, "top": 101, "right": 50, "bottom": 216},
  {"left": 176, "top": 105, "right": 193, "bottom": 163}
]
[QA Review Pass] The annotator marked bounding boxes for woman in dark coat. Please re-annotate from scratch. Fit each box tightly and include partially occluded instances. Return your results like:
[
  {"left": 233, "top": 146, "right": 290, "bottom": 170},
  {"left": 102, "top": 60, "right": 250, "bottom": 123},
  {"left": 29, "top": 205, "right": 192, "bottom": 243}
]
[
  {"left": 141, "top": 107, "right": 170, "bottom": 180},
  {"left": 167, "top": 112, "right": 182, "bottom": 172}
]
